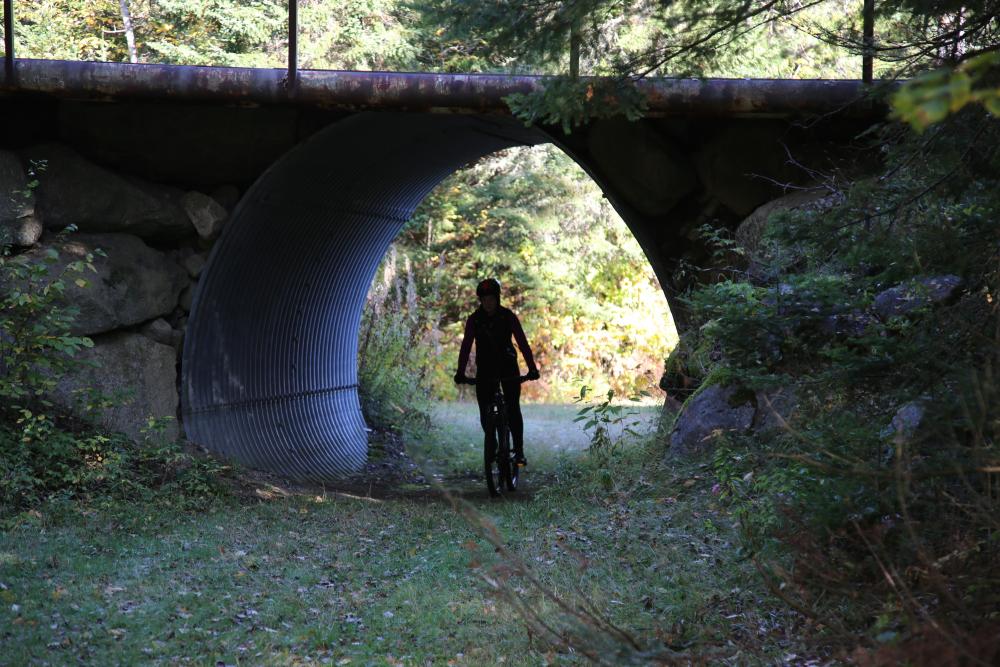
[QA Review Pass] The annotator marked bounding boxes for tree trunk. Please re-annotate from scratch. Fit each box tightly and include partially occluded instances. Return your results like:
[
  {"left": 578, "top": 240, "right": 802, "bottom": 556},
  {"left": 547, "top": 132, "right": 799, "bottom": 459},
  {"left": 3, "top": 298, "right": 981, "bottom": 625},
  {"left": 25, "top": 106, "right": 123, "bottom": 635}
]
[
  {"left": 119, "top": 0, "right": 138, "bottom": 63},
  {"left": 569, "top": 23, "right": 581, "bottom": 79},
  {"left": 862, "top": 0, "right": 875, "bottom": 83}
]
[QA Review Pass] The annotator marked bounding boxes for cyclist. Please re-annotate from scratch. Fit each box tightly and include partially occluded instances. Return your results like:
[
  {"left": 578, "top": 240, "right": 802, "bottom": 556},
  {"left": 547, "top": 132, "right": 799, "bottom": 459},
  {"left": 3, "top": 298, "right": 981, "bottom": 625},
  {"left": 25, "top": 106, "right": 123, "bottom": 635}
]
[{"left": 454, "top": 278, "right": 540, "bottom": 467}]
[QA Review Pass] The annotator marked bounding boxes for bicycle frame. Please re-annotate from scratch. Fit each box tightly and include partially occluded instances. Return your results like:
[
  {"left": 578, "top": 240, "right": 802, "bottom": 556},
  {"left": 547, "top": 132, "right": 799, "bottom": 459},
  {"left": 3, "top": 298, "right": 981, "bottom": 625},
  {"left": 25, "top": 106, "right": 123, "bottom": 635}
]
[{"left": 459, "top": 375, "right": 528, "bottom": 496}]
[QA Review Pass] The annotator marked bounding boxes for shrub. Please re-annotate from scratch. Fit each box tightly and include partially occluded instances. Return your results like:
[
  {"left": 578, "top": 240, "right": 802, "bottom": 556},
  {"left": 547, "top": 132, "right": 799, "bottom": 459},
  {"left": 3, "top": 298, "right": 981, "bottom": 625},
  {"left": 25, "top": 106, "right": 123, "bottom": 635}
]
[
  {"left": 357, "top": 248, "right": 432, "bottom": 432},
  {"left": 677, "top": 111, "right": 1000, "bottom": 653},
  {"left": 1, "top": 235, "right": 228, "bottom": 518}
]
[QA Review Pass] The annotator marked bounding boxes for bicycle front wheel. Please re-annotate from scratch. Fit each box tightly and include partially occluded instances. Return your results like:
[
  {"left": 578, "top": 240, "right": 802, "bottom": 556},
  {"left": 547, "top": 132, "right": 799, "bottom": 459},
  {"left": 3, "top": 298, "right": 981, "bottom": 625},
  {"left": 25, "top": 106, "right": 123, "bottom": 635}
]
[
  {"left": 497, "top": 423, "right": 515, "bottom": 492},
  {"left": 485, "top": 455, "right": 503, "bottom": 497}
]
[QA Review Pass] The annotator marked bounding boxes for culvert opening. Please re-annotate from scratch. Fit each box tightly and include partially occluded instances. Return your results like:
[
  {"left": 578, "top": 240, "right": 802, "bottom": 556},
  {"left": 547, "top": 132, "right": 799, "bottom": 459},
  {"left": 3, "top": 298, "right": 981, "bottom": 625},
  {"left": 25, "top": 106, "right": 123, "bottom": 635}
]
[
  {"left": 182, "top": 113, "right": 675, "bottom": 481},
  {"left": 359, "top": 144, "right": 677, "bottom": 475}
]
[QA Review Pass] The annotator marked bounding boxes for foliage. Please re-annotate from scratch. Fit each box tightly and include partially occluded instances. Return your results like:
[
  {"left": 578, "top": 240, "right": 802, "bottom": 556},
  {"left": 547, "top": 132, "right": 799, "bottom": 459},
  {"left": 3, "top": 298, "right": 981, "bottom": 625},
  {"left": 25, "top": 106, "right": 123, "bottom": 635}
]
[
  {"left": 356, "top": 248, "right": 432, "bottom": 432},
  {"left": 13, "top": 0, "right": 419, "bottom": 70},
  {"left": 387, "top": 144, "right": 675, "bottom": 403},
  {"left": 673, "top": 110, "right": 1000, "bottom": 652},
  {"left": 892, "top": 51, "right": 1000, "bottom": 131},
  {"left": 0, "top": 228, "right": 95, "bottom": 405},
  {"left": 505, "top": 76, "right": 647, "bottom": 133},
  {"left": 572, "top": 385, "right": 647, "bottom": 463},
  {"left": 0, "top": 414, "right": 228, "bottom": 518},
  {"left": 417, "top": 0, "right": 1000, "bottom": 126}
]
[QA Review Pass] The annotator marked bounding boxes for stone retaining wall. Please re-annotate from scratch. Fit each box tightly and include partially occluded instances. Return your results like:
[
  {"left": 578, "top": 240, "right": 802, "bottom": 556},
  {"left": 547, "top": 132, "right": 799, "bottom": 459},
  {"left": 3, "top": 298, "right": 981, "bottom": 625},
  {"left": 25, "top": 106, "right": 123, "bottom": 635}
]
[{"left": 1, "top": 143, "right": 238, "bottom": 442}]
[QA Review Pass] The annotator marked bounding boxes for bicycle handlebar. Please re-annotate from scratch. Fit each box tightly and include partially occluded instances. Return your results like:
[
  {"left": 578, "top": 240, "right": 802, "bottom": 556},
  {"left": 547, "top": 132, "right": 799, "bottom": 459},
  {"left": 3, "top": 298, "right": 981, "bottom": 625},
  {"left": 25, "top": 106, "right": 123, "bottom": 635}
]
[{"left": 457, "top": 375, "right": 534, "bottom": 386}]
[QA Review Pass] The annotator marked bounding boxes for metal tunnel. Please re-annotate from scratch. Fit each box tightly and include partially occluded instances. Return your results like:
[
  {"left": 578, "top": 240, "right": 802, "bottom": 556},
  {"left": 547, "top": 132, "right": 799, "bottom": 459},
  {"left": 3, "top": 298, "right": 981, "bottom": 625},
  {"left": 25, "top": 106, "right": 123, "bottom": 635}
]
[{"left": 182, "top": 112, "right": 549, "bottom": 479}]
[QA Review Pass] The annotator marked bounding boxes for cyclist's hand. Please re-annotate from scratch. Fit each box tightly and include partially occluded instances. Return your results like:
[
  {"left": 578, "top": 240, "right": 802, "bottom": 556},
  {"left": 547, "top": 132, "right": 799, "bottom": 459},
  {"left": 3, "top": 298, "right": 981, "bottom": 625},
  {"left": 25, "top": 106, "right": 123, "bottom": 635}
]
[
  {"left": 454, "top": 372, "right": 467, "bottom": 385},
  {"left": 526, "top": 368, "right": 540, "bottom": 381}
]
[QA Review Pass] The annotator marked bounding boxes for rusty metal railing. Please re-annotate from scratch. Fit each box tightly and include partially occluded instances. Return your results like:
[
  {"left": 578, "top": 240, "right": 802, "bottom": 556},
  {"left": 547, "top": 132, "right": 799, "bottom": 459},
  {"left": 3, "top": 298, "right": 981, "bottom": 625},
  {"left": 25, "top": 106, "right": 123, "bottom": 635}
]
[{"left": 2, "top": 0, "right": 880, "bottom": 101}]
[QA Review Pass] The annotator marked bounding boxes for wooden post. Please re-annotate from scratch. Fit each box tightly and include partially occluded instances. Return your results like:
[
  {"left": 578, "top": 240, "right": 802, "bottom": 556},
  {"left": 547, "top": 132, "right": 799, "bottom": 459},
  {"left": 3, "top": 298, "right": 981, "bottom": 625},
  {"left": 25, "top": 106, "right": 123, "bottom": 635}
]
[
  {"left": 4, "top": 0, "right": 14, "bottom": 84},
  {"left": 569, "top": 22, "right": 580, "bottom": 79},
  {"left": 287, "top": 0, "right": 298, "bottom": 89},
  {"left": 862, "top": 0, "right": 875, "bottom": 84}
]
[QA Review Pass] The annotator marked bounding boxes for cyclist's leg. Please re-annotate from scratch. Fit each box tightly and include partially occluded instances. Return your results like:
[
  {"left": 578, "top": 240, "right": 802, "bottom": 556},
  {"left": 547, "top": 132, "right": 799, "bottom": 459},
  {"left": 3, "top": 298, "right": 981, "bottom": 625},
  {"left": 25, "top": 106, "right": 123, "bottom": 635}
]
[
  {"left": 501, "top": 377, "right": 525, "bottom": 461},
  {"left": 476, "top": 378, "right": 499, "bottom": 460}
]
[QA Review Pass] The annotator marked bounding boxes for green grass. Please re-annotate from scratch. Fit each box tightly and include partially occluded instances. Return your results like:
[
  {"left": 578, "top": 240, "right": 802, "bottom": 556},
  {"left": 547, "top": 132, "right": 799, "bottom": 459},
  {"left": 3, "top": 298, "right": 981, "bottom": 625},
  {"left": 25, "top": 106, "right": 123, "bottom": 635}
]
[
  {"left": 421, "top": 402, "right": 662, "bottom": 476},
  {"left": 0, "top": 404, "right": 801, "bottom": 666}
]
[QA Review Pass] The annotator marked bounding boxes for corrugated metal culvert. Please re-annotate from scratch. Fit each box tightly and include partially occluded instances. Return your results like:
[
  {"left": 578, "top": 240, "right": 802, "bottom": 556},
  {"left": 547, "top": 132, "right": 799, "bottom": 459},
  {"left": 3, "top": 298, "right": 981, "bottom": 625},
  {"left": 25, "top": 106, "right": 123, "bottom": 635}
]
[{"left": 182, "top": 113, "right": 545, "bottom": 480}]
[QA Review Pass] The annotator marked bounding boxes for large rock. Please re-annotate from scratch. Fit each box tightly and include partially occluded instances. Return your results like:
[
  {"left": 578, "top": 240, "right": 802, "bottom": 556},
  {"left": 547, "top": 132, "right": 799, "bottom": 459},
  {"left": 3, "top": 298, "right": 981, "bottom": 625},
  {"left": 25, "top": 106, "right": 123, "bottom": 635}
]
[
  {"left": 881, "top": 401, "right": 927, "bottom": 445},
  {"left": 22, "top": 143, "right": 192, "bottom": 240},
  {"left": 0, "top": 150, "right": 34, "bottom": 221},
  {"left": 873, "top": 275, "right": 962, "bottom": 319},
  {"left": 50, "top": 332, "right": 179, "bottom": 442},
  {"left": 0, "top": 215, "right": 43, "bottom": 247},
  {"left": 670, "top": 384, "right": 755, "bottom": 455},
  {"left": 752, "top": 387, "right": 798, "bottom": 434},
  {"left": 181, "top": 191, "right": 227, "bottom": 240},
  {"left": 5, "top": 233, "right": 187, "bottom": 335},
  {"left": 210, "top": 184, "right": 241, "bottom": 213},
  {"left": 735, "top": 189, "right": 827, "bottom": 259}
]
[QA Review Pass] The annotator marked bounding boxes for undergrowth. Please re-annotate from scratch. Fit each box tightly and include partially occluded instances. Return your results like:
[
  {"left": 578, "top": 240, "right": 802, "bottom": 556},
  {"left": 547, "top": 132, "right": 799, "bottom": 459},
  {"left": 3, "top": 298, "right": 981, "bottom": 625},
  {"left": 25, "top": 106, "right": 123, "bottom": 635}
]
[
  {"left": 1, "top": 235, "right": 229, "bottom": 524},
  {"left": 665, "top": 110, "right": 1000, "bottom": 662}
]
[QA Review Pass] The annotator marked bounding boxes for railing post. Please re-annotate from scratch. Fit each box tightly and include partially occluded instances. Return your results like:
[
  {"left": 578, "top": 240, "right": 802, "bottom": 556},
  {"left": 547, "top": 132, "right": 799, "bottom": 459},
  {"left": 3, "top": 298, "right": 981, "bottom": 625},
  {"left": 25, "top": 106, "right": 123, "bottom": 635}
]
[
  {"left": 862, "top": 0, "right": 875, "bottom": 84},
  {"left": 287, "top": 0, "right": 298, "bottom": 91},
  {"left": 3, "top": 0, "right": 14, "bottom": 84}
]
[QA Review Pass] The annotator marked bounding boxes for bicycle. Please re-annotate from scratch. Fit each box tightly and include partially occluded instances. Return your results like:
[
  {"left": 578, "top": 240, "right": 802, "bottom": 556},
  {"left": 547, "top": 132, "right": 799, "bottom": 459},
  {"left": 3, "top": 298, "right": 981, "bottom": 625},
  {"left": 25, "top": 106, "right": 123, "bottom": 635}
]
[{"left": 458, "top": 375, "right": 531, "bottom": 497}]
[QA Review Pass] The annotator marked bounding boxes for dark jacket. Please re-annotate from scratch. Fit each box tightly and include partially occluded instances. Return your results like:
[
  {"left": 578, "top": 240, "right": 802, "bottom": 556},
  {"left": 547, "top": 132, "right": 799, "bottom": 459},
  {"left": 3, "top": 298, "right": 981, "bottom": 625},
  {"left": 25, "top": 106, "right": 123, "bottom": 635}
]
[{"left": 456, "top": 306, "right": 537, "bottom": 379}]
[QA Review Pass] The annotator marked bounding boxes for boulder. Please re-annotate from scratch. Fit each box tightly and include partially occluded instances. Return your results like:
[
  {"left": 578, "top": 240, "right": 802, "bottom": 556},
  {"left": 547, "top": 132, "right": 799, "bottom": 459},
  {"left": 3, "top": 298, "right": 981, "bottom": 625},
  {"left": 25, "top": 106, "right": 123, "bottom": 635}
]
[
  {"left": 0, "top": 215, "right": 43, "bottom": 247},
  {"left": 181, "top": 253, "right": 207, "bottom": 279},
  {"left": 694, "top": 123, "right": 797, "bottom": 217},
  {"left": 735, "top": 189, "right": 827, "bottom": 259},
  {"left": 881, "top": 401, "right": 927, "bottom": 445},
  {"left": 4, "top": 233, "right": 187, "bottom": 335},
  {"left": 178, "top": 283, "right": 195, "bottom": 312},
  {"left": 181, "top": 191, "right": 227, "bottom": 239},
  {"left": 670, "top": 384, "right": 755, "bottom": 455},
  {"left": 873, "top": 275, "right": 962, "bottom": 319},
  {"left": 820, "top": 310, "right": 874, "bottom": 337},
  {"left": 50, "top": 332, "right": 179, "bottom": 442},
  {"left": 0, "top": 150, "right": 34, "bottom": 221},
  {"left": 140, "top": 317, "right": 175, "bottom": 346},
  {"left": 21, "top": 143, "right": 192, "bottom": 240},
  {"left": 752, "top": 386, "right": 798, "bottom": 434}
]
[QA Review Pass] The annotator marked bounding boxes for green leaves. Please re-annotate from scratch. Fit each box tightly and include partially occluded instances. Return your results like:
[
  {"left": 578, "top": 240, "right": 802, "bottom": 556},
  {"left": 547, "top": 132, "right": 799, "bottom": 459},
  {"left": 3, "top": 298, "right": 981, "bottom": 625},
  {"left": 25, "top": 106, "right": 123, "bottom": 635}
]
[
  {"left": 505, "top": 76, "right": 647, "bottom": 133},
  {"left": 892, "top": 53, "right": 1000, "bottom": 132},
  {"left": 1, "top": 237, "right": 94, "bottom": 406}
]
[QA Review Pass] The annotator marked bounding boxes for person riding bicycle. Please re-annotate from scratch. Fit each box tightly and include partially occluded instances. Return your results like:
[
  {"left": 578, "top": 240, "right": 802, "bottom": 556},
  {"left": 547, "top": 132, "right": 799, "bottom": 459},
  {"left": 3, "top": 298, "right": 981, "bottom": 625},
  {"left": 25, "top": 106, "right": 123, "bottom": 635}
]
[{"left": 454, "top": 278, "right": 540, "bottom": 467}]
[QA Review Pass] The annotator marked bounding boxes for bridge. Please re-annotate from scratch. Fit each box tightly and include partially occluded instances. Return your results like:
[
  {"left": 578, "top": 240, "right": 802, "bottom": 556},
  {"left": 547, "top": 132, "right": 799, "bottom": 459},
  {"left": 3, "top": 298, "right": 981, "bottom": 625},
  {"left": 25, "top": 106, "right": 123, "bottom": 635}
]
[{"left": 1, "top": 55, "right": 885, "bottom": 479}]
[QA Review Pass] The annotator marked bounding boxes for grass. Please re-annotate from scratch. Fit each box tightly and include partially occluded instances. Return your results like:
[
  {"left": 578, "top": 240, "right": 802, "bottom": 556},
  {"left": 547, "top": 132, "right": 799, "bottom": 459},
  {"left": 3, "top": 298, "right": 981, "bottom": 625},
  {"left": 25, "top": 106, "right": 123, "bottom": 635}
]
[
  {"left": 424, "top": 402, "right": 662, "bottom": 476},
  {"left": 0, "top": 403, "right": 806, "bottom": 666}
]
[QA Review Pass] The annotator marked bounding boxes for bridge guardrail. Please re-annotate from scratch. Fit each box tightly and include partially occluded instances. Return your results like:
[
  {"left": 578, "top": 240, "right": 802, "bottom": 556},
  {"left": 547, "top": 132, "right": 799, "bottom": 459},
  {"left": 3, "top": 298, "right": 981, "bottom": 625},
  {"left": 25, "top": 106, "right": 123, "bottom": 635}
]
[{"left": 2, "top": 1, "right": 878, "bottom": 95}]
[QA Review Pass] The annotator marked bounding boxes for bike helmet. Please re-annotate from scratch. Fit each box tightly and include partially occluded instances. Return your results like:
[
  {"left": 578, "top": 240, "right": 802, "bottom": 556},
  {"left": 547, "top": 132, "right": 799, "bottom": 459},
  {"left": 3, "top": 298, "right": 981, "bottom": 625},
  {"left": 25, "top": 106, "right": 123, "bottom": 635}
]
[{"left": 476, "top": 278, "right": 501, "bottom": 298}]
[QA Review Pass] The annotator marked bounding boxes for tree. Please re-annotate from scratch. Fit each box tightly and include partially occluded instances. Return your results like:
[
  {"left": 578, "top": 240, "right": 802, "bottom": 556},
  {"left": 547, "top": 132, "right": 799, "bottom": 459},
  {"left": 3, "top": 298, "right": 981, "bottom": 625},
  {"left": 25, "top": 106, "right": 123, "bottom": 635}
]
[
  {"left": 414, "top": 0, "right": 1000, "bottom": 127},
  {"left": 384, "top": 144, "right": 676, "bottom": 400}
]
